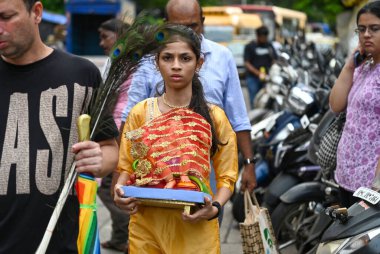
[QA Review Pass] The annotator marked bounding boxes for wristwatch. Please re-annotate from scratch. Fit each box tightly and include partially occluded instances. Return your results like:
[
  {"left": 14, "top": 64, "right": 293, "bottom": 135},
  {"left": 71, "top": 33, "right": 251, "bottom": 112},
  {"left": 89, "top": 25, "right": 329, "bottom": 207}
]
[
  {"left": 208, "top": 201, "right": 222, "bottom": 221},
  {"left": 243, "top": 157, "right": 257, "bottom": 165}
]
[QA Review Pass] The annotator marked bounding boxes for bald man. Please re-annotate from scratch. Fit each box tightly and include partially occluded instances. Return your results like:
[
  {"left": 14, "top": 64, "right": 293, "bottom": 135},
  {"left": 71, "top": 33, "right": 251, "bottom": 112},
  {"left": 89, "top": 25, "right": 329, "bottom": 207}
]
[
  {"left": 164, "top": 0, "right": 204, "bottom": 34},
  {"left": 119, "top": 0, "right": 256, "bottom": 222}
]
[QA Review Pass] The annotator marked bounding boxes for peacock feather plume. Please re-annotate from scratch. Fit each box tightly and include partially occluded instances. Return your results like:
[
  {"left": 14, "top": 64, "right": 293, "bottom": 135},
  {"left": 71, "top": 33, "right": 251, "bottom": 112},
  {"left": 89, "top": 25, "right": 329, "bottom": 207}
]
[{"left": 86, "top": 12, "right": 177, "bottom": 138}]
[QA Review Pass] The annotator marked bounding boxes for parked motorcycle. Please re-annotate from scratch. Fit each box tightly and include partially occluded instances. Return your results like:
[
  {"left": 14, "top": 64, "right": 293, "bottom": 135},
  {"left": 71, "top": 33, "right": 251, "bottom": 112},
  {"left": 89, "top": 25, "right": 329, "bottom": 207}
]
[
  {"left": 270, "top": 110, "right": 343, "bottom": 253},
  {"left": 270, "top": 170, "right": 341, "bottom": 253},
  {"left": 254, "top": 52, "right": 298, "bottom": 111},
  {"left": 231, "top": 106, "right": 328, "bottom": 222},
  {"left": 262, "top": 126, "right": 320, "bottom": 214},
  {"left": 232, "top": 48, "right": 334, "bottom": 223},
  {"left": 232, "top": 110, "right": 303, "bottom": 222},
  {"left": 316, "top": 186, "right": 380, "bottom": 254}
]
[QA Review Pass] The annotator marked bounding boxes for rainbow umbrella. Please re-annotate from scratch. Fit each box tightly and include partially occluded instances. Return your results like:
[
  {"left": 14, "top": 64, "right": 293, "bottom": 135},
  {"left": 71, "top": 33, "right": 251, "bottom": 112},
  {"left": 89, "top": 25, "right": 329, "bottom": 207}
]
[
  {"left": 76, "top": 172, "right": 101, "bottom": 254},
  {"left": 75, "top": 115, "right": 101, "bottom": 254}
]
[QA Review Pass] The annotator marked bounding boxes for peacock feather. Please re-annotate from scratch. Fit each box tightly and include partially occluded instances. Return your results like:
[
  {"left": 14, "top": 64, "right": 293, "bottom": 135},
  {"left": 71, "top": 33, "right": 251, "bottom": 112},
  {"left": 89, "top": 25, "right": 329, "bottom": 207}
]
[{"left": 86, "top": 12, "right": 178, "bottom": 138}]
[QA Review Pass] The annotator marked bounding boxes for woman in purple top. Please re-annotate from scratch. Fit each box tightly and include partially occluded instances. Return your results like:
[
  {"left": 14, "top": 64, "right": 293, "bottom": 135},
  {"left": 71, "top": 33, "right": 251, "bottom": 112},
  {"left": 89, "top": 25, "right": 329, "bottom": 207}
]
[{"left": 330, "top": 1, "right": 380, "bottom": 207}]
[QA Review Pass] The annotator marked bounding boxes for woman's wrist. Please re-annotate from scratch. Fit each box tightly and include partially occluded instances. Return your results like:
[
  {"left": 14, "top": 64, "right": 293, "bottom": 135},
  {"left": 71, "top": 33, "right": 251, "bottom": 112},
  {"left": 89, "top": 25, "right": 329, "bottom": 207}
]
[
  {"left": 208, "top": 201, "right": 222, "bottom": 221},
  {"left": 343, "top": 62, "right": 355, "bottom": 73}
]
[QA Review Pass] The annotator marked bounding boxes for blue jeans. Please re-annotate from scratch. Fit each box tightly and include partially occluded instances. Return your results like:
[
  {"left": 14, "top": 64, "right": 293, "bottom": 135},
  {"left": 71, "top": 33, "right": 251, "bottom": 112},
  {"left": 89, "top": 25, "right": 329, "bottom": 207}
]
[{"left": 246, "top": 75, "right": 264, "bottom": 109}]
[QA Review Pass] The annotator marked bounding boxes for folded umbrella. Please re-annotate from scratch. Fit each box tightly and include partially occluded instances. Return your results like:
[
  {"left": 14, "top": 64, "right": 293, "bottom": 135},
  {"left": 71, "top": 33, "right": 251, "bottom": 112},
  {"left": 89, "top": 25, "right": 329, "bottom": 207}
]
[{"left": 76, "top": 172, "right": 100, "bottom": 254}]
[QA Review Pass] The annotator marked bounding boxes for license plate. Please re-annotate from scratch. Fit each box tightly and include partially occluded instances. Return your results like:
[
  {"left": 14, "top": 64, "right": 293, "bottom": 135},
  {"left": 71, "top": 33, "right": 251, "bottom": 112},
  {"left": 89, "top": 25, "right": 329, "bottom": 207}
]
[{"left": 353, "top": 187, "right": 380, "bottom": 205}]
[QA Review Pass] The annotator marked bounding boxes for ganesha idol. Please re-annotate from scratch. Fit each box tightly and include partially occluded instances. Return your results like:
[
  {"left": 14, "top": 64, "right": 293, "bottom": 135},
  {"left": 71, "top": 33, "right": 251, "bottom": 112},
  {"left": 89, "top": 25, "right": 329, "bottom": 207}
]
[{"left": 124, "top": 108, "right": 212, "bottom": 195}]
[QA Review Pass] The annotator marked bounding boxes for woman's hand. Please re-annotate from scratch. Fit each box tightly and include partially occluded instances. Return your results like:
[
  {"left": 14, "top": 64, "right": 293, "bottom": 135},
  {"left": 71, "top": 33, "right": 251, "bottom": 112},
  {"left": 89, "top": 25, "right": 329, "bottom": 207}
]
[
  {"left": 329, "top": 45, "right": 362, "bottom": 112},
  {"left": 346, "top": 45, "right": 366, "bottom": 71},
  {"left": 181, "top": 197, "right": 219, "bottom": 223},
  {"left": 114, "top": 183, "right": 140, "bottom": 215}
]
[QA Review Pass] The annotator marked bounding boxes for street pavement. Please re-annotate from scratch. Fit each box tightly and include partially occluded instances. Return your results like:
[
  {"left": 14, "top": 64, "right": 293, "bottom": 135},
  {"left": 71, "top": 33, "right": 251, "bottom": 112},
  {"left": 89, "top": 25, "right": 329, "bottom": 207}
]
[{"left": 97, "top": 197, "right": 243, "bottom": 254}]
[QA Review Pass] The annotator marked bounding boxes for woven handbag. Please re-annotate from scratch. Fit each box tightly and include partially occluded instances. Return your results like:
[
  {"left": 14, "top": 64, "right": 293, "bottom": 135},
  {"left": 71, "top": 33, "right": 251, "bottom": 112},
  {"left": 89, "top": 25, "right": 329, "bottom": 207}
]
[
  {"left": 316, "top": 112, "right": 346, "bottom": 178},
  {"left": 239, "top": 190, "right": 278, "bottom": 254}
]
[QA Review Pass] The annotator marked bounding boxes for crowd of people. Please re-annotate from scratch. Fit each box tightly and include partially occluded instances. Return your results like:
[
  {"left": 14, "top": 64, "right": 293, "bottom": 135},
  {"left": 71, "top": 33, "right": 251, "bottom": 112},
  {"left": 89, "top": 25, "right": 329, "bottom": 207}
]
[{"left": 1, "top": 0, "right": 379, "bottom": 253}]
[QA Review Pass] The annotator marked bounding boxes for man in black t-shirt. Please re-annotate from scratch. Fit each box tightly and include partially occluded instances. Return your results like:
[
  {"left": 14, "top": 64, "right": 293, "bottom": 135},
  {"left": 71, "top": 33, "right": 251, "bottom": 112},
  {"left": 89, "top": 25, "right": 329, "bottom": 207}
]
[
  {"left": 244, "top": 26, "right": 277, "bottom": 109},
  {"left": 0, "top": 1, "right": 119, "bottom": 253}
]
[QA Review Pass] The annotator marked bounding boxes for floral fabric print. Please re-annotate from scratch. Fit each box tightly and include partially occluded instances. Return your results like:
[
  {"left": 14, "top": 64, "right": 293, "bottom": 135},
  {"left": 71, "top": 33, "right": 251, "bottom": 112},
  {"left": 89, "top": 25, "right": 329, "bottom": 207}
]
[{"left": 335, "top": 63, "right": 380, "bottom": 192}]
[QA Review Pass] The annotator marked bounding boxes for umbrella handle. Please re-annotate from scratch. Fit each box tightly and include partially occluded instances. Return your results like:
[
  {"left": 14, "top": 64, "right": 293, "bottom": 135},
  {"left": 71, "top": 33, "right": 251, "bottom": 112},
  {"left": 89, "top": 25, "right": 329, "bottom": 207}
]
[
  {"left": 77, "top": 114, "right": 94, "bottom": 178},
  {"left": 77, "top": 114, "right": 91, "bottom": 142}
]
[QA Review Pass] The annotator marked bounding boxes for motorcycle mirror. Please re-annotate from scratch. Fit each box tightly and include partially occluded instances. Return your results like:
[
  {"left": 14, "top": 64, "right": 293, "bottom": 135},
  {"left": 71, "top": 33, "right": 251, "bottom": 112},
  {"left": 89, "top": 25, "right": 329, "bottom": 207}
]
[
  {"left": 329, "top": 58, "right": 336, "bottom": 69},
  {"left": 280, "top": 52, "right": 290, "bottom": 61},
  {"left": 306, "top": 50, "right": 314, "bottom": 59}
]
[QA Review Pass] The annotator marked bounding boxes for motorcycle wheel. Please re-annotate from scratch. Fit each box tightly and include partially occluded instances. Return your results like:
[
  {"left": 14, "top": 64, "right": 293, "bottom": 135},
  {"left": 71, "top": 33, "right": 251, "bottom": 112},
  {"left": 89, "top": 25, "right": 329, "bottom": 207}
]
[{"left": 271, "top": 201, "right": 320, "bottom": 252}]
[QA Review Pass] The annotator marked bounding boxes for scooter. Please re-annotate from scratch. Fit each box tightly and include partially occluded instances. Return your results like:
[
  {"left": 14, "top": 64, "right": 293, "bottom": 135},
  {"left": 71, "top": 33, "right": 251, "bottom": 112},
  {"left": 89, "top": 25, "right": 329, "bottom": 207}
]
[
  {"left": 232, "top": 75, "right": 327, "bottom": 222},
  {"left": 269, "top": 110, "right": 342, "bottom": 253},
  {"left": 231, "top": 110, "right": 303, "bottom": 222},
  {"left": 316, "top": 186, "right": 380, "bottom": 254}
]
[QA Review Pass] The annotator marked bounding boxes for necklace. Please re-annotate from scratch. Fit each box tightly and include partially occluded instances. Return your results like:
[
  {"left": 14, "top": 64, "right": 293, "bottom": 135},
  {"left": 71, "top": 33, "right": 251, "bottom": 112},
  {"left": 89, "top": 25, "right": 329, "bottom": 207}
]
[{"left": 162, "top": 93, "right": 189, "bottom": 109}]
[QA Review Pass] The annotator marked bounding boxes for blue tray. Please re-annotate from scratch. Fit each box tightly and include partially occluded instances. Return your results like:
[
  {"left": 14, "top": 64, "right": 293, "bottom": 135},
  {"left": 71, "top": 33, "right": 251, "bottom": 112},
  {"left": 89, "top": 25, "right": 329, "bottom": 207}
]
[{"left": 121, "top": 186, "right": 212, "bottom": 210}]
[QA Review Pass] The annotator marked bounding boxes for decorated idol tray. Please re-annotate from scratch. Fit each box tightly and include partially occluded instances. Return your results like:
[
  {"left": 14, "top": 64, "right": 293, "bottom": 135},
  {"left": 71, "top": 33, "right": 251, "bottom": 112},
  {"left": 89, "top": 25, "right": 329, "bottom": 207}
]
[{"left": 122, "top": 186, "right": 212, "bottom": 214}]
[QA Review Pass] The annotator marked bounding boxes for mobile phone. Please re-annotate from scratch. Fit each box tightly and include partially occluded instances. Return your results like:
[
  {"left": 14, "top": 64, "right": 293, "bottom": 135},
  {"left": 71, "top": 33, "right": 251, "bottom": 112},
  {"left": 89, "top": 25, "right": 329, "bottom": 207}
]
[{"left": 354, "top": 51, "right": 367, "bottom": 67}]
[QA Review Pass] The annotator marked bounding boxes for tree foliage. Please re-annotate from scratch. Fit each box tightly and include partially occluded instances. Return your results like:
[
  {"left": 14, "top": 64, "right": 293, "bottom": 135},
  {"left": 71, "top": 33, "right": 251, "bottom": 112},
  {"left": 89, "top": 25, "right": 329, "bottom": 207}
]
[
  {"left": 40, "top": 0, "right": 221, "bottom": 23},
  {"left": 41, "top": 0, "right": 346, "bottom": 28},
  {"left": 41, "top": 0, "right": 64, "bottom": 14},
  {"left": 138, "top": 0, "right": 220, "bottom": 9},
  {"left": 264, "top": 0, "right": 345, "bottom": 28}
]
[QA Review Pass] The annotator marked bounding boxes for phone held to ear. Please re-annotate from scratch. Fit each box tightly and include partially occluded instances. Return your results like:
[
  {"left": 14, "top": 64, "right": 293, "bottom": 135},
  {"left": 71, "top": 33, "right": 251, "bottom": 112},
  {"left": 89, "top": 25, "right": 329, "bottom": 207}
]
[{"left": 354, "top": 51, "right": 367, "bottom": 68}]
